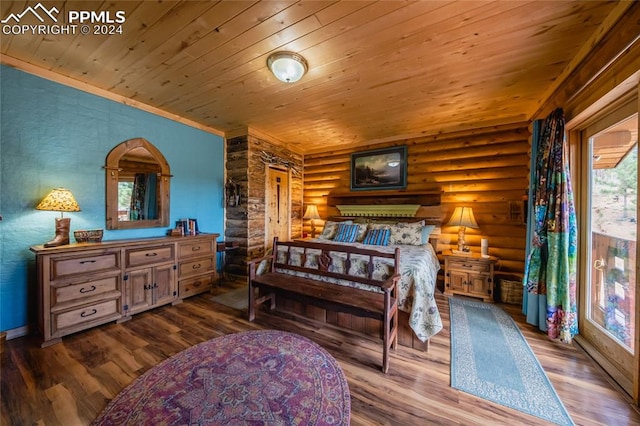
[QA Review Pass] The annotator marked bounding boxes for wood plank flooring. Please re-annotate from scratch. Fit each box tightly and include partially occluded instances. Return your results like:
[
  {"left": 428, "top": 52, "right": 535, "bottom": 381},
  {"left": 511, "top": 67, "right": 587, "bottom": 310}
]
[{"left": 1, "top": 283, "right": 639, "bottom": 426}]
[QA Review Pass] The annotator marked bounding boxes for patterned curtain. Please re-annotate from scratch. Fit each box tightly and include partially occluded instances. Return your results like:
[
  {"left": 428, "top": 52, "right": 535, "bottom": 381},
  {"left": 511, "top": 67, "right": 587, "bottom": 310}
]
[
  {"left": 523, "top": 107, "right": 578, "bottom": 343},
  {"left": 130, "top": 173, "right": 146, "bottom": 220}
]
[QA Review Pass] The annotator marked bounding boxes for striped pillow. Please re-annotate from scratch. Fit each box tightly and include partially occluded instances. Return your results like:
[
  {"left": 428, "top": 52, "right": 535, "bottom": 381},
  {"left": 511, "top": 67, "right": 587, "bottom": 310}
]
[
  {"left": 333, "top": 223, "right": 359, "bottom": 243},
  {"left": 363, "top": 228, "right": 391, "bottom": 246}
]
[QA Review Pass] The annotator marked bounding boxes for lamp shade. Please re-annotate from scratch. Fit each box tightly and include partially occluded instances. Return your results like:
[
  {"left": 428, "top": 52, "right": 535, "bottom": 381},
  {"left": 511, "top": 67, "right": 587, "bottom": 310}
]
[
  {"left": 36, "top": 188, "right": 81, "bottom": 213},
  {"left": 446, "top": 206, "right": 478, "bottom": 229},
  {"left": 267, "top": 52, "right": 308, "bottom": 83},
  {"left": 303, "top": 204, "right": 321, "bottom": 220}
]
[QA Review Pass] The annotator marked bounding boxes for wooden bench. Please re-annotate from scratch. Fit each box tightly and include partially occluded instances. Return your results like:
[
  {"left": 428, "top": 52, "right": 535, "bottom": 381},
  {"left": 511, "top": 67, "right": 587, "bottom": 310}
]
[{"left": 248, "top": 238, "right": 400, "bottom": 373}]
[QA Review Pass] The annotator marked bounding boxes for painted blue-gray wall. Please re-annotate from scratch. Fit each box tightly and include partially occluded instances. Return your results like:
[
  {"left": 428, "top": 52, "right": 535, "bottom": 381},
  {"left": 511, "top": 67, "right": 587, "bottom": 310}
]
[{"left": 0, "top": 65, "right": 225, "bottom": 333}]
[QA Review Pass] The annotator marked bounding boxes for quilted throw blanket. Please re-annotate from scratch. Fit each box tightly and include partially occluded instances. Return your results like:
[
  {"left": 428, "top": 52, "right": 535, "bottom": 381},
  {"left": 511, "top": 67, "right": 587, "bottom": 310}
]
[{"left": 274, "top": 241, "right": 442, "bottom": 341}]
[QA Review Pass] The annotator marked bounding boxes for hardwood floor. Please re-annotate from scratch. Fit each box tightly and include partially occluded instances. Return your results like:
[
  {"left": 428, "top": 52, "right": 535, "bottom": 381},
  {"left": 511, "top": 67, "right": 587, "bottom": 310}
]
[{"left": 1, "top": 282, "right": 638, "bottom": 426}]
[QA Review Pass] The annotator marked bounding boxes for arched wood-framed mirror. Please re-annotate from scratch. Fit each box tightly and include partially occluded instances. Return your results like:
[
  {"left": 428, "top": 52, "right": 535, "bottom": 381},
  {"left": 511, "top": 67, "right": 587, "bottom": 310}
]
[{"left": 105, "top": 138, "right": 171, "bottom": 230}]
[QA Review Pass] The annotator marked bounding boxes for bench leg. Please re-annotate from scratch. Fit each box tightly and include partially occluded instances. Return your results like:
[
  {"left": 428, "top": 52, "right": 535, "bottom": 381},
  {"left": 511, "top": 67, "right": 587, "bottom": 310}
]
[
  {"left": 382, "top": 313, "right": 391, "bottom": 374},
  {"left": 382, "top": 343, "right": 390, "bottom": 374},
  {"left": 382, "top": 305, "right": 399, "bottom": 374},
  {"left": 392, "top": 307, "right": 398, "bottom": 350},
  {"left": 248, "top": 285, "right": 256, "bottom": 321},
  {"left": 248, "top": 285, "right": 277, "bottom": 322}
]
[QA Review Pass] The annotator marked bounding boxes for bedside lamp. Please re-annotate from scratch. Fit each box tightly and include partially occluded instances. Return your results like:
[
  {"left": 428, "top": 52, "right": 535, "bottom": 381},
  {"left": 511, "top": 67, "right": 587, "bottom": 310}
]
[
  {"left": 447, "top": 206, "right": 478, "bottom": 252},
  {"left": 303, "top": 204, "right": 321, "bottom": 238},
  {"left": 36, "top": 188, "right": 81, "bottom": 247}
]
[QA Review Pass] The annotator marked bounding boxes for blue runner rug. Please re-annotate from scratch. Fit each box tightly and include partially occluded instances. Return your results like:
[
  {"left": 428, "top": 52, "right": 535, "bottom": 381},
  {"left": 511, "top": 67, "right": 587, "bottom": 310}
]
[{"left": 449, "top": 297, "right": 574, "bottom": 426}]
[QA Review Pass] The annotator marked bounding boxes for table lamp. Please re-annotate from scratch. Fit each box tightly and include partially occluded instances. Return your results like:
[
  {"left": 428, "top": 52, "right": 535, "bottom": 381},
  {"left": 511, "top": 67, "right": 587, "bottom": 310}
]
[
  {"left": 36, "top": 188, "right": 81, "bottom": 247},
  {"left": 303, "top": 204, "right": 321, "bottom": 238},
  {"left": 446, "top": 206, "right": 478, "bottom": 252}
]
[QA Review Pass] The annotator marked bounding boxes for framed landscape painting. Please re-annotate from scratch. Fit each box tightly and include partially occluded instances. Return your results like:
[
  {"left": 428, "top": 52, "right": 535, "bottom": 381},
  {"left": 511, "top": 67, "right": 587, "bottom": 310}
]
[{"left": 350, "top": 146, "right": 407, "bottom": 190}]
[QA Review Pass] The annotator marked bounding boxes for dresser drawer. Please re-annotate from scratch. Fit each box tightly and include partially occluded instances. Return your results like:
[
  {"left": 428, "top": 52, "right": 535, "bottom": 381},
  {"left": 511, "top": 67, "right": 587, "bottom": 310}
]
[
  {"left": 50, "top": 250, "right": 120, "bottom": 281},
  {"left": 179, "top": 257, "right": 214, "bottom": 278},
  {"left": 53, "top": 275, "right": 120, "bottom": 306},
  {"left": 125, "top": 245, "right": 174, "bottom": 268},
  {"left": 447, "top": 259, "right": 491, "bottom": 273},
  {"left": 51, "top": 299, "right": 121, "bottom": 334},
  {"left": 178, "top": 240, "right": 214, "bottom": 259},
  {"left": 179, "top": 273, "right": 215, "bottom": 298}
]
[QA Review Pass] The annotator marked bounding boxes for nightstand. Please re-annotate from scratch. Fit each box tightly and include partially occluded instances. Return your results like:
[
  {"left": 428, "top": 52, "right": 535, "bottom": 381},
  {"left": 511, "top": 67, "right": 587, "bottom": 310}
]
[{"left": 444, "top": 250, "right": 498, "bottom": 302}]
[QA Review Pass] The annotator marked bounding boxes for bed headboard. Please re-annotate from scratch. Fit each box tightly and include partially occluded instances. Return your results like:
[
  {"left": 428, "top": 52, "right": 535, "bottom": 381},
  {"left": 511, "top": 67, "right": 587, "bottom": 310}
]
[
  {"left": 323, "top": 190, "right": 443, "bottom": 251},
  {"left": 324, "top": 190, "right": 442, "bottom": 222}
]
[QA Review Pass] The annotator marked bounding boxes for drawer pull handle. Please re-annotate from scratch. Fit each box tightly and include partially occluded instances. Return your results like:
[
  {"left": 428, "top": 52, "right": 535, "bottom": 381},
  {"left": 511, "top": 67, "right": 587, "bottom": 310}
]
[
  {"left": 192, "top": 263, "right": 201, "bottom": 270},
  {"left": 79, "top": 260, "right": 96, "bottom": 264},
  {"left": 79, "top": 285, "right": 96, "bottom": 293},
  {"left": 80, "top": 309, "right": 98, "bottom": 318},
  {"left": 145, "top": 252, "right": 158, "bottom": 257},
  {"left": 193, "top": 281, "right": 202, "bottom": 287},
  {"left": 192, "top": 246, "right": 201, "bottom": 251}
]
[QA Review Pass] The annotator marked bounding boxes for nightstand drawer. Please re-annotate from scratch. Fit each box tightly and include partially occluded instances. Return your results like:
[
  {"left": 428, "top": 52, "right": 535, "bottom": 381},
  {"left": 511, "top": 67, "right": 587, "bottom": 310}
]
[{"left": 447, "top": 259, "right": 491, "bottom": 273}]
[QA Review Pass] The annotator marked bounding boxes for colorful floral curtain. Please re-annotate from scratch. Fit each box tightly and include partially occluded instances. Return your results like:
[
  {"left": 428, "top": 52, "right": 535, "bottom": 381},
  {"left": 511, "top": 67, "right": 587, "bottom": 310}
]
[
  {"left": 523, "top": 107, "right": 578, "bottom": 343},
  {"left": 130, "top": 173, "right": 146, "bottom": 220}
]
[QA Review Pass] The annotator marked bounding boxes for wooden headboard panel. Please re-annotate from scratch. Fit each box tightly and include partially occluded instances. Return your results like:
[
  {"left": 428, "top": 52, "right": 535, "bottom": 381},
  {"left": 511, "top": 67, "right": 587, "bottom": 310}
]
[
  {"left": 324, "top": 190, "right": 442, "bottom": 224},
  {"left": 325, "top": 190, "right": 441, "bottom": 208},
  {"left": 323, "top": 190, "right": 443, "bottom": 251}
]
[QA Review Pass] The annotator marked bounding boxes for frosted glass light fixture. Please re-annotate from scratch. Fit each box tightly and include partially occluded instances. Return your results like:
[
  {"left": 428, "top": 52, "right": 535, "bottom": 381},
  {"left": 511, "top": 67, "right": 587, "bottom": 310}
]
[{"left": 267, "top": 52, "right": 308, "bottom": 83}]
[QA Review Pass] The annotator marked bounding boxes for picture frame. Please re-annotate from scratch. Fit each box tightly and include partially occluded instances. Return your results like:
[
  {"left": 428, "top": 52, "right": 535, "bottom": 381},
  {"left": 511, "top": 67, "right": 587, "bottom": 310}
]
[{"left": 350, "top": 146, "right": 407, "bottom": 190}]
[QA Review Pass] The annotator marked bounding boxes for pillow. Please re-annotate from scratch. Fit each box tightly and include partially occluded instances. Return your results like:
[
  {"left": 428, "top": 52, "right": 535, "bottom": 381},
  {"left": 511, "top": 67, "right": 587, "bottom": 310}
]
[
  {"left": 421, "top": 225, "right": 436, "bottom": 245},
  {"left": 318, "top": 220, "right": 351, "bottom": 240},
  {"left": 389, "top": 220, "right": 425, "bottom": 245},
  {"left": 333, "top": 223, "right": 360, "bottom": 243},
  {"left": 255, "top": 248, "right": 273, "bottom": 275},
  {"left": 354, "top": 222, "right": 369, "bottom": 242},
  {"left": 362, "top": 228, "right": 391, "bottom": 246}
]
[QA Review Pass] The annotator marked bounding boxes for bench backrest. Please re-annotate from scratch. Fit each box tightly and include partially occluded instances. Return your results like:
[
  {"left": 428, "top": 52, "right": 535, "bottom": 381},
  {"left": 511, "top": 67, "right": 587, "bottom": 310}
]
[{"left": 270, "top": 238, "right": 400, "bottom": 289}]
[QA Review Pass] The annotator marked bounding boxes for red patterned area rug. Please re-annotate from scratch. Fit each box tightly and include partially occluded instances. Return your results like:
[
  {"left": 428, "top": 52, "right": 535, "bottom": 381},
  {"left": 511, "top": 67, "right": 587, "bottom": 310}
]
[{"left": 92, "top": 330, "right": 351, "bottom": 425}]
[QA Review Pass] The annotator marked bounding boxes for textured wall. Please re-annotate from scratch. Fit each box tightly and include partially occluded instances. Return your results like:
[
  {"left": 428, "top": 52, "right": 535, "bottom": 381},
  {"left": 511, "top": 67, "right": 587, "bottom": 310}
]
[{"left": 0, "top": 65, "right": 225, "bottom": 333}]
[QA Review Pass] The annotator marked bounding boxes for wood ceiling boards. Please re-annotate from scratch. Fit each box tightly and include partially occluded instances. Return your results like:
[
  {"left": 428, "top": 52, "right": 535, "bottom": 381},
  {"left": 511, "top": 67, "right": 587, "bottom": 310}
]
[{"left": 0, "top": 1, "right": 628, "bottom": 154}]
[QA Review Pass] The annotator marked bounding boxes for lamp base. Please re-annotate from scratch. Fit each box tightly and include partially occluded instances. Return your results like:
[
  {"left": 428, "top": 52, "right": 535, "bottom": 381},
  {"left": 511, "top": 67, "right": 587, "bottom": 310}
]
[
  {"left": 44, "top": 217, "right": 71, "bottom": 247},
  {"left": 457, "top": 226, "right": 467, "bottom": 252}
]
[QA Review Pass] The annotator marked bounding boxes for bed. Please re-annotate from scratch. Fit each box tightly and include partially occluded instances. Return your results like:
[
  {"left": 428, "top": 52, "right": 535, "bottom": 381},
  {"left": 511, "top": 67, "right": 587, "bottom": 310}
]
[{"left": 296, "top": 217, "right": 443, "bottom": 342}]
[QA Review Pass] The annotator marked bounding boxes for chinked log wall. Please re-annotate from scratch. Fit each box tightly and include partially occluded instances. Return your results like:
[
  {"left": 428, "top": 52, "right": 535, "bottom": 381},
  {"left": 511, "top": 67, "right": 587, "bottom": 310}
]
[
  {"left": 225, "top": 133, "right": 303, "bottom": 276},
  {"left": 303, "top": 122, "right": 531, "bottom": 280}
]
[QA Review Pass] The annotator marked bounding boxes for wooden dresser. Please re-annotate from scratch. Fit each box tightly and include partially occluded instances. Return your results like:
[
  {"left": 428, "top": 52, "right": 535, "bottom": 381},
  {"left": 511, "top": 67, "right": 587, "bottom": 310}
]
[{"left": 31, "top": 233, "right": 218, "bottom": 347}]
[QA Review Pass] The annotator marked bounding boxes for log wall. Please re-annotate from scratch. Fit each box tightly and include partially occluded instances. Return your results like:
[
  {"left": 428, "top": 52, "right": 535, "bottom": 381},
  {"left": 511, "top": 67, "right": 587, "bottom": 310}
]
[
  {"left": 303, "top": 122, "right": 531, "bottom": 279},
  {"left": 225, "top": 132, "right": 303, "bottom": 276}
]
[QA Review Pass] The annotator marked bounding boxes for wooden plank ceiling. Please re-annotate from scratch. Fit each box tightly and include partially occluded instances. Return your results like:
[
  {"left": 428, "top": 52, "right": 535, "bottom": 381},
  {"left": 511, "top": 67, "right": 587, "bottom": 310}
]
[{"left": 0, "top": 0, "right": 628, "bottom": 154}]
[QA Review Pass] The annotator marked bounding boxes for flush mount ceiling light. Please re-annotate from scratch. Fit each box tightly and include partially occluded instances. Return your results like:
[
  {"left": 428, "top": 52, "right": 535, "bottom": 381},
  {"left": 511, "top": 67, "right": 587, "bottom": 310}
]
[{"left": 267, "top": 51, "right": 308, "bottom": 83}]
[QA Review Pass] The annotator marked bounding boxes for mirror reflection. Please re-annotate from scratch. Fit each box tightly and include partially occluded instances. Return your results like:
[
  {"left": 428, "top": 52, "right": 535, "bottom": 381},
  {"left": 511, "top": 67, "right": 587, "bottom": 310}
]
[
  {"left": 105, "top": 138, "right": 170, "bottom": 230},
  {"left": 117, "top": 147, "right": 160, "bottom": 221}
]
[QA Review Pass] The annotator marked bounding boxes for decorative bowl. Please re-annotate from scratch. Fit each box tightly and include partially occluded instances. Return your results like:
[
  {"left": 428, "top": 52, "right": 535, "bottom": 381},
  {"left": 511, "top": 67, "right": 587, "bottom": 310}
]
[{"left": 74, "top": 229, "right": 104, "bottom": 243}]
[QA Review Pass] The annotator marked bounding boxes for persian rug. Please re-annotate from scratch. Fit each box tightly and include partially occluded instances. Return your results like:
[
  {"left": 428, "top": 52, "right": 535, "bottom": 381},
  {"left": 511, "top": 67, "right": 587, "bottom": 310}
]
[
  {"left": 211, "top": 286, "right": 248, "bottom": 310},
  {"left": 93, "top": 330, "right": 350, "bottom": 425},
  {"left": 449, "top": 297, "right": 574, "bottom": 426}
]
